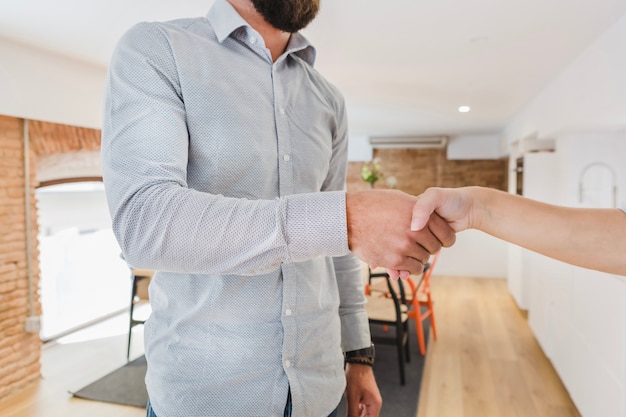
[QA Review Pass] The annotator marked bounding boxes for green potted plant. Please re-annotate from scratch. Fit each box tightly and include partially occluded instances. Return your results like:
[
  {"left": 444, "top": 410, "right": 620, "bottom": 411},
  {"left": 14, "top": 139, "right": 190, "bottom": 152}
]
[{"left": 361, "top": 158, "right": 383, "bottom": 188}]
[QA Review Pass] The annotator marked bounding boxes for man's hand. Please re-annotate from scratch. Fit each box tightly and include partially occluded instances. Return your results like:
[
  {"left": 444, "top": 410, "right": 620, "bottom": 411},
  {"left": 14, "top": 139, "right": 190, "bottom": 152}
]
[
  {"left": 345, "top": 363, "right": 382, "bottom": 417},
  {"left": 385, "top": 187, "right": 474, "bottom": 280},
  {"left": 346, "top": 189, "right": 456, "bottom": 274}
]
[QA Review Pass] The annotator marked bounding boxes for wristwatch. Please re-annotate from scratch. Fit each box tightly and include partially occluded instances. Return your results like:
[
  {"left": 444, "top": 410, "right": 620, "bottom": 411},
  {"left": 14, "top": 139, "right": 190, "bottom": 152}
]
[{"left": 344, "top": 344, "right": 375, "bottom": 367}]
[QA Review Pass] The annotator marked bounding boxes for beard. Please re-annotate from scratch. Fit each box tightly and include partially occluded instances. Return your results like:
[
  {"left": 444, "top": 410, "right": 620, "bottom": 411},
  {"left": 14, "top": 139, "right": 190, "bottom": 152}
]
[{"left": 250, "top": 0, "right": 320, "bottom": 33}]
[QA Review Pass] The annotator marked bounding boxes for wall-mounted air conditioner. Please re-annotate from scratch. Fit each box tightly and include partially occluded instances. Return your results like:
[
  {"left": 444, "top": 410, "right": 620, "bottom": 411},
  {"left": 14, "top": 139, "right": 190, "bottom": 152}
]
[
  {"left": 368, "top": 136, "right": 448, "bottom": 149},
  {"left": 513, "top": 132, "right": 555, "bottom": 154}
]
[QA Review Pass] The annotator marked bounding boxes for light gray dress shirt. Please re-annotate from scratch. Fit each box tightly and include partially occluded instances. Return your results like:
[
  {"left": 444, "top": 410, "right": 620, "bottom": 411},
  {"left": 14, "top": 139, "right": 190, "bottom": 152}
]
[{"left": 101, "top": 1, "right": 371, "bottom": 416}]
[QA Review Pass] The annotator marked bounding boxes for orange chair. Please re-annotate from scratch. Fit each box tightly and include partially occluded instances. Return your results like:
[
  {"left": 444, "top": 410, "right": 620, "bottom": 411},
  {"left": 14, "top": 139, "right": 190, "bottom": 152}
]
[
  {"left": 405, "top": 252, "right": 439, "bottom": 355},
  {"left": 364, "top": 252, "right": 439, "bottom": 356}
]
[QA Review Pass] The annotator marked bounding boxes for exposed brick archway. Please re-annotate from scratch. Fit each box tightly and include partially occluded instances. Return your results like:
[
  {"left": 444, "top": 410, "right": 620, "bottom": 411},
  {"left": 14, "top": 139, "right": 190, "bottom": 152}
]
[
  {"left": 0, "top": 115, "right": 101, "bottom": 401},
  {"left": 29, "top": 120, "right": 101, "bottom": 155}
]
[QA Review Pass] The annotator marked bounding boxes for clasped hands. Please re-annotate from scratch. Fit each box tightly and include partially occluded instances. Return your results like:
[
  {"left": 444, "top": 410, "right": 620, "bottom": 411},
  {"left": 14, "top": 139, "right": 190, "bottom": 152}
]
[{"left": 347, "top": 188, "right": 459, "bottom": 280}]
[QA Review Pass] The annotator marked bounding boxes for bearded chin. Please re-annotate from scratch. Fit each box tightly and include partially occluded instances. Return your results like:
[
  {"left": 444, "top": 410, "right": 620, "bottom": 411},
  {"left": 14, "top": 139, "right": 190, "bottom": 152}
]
[{"left": 251, "top": 0, "right": 320, "bottom": 33}]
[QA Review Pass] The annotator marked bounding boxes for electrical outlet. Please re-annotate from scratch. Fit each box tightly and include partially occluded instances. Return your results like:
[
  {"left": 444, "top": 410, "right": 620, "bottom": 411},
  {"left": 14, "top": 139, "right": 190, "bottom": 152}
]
[{"left": 25, "top": 316, "right": 41, "bottom": 333}]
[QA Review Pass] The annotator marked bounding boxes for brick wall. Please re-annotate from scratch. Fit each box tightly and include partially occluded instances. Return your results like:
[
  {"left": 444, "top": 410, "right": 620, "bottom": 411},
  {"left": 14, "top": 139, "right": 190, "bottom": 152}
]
[
  {"left": 0, "top": 116, "right": 101, "bottom": 401},
  {"left": 0, "top": 115, "right": 41, "bottom": 399},
  {"left": 29, "top": 120, "right": 101, "bottom": 155},
  {"left": 347, "top": 148, "right": 508, "bottom": 194}
]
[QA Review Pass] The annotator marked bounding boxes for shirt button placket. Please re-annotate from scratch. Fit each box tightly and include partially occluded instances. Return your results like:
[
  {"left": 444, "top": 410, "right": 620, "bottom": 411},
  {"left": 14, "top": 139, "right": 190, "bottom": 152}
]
[
  {"left": 273, "top": 64, "right": 296, "bottom": 380},
  {"left": 272, "top": 65, "right": 293, "bottom": 197},
  {"left": 280, "top": 267, "right": 297, "bottom": 376}
]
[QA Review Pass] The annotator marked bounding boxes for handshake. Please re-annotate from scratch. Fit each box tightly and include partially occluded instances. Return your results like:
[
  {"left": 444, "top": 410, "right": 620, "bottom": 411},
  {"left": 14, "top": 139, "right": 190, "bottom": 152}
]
[
  {"left": 346, "top": 187, "right": 480, "bottom": 280},
  {"left": 347, "top": 185, "right": 626, "bottom": 278}
]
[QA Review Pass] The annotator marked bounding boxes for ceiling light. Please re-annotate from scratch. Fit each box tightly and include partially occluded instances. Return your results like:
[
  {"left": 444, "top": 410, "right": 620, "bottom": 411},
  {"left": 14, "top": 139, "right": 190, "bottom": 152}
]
[{"left": 458, "top": 106, "right": 471, "bottom": 113}]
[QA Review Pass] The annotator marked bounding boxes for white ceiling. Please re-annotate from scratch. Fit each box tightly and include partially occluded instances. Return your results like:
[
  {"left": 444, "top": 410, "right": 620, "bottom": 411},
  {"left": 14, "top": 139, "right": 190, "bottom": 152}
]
[{"left": 1, "top": 0, "right": 625, "bottom": 139}]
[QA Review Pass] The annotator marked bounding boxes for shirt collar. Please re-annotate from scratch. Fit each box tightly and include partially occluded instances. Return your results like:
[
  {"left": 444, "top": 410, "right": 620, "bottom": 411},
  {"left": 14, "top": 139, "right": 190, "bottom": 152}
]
[
  {"left": 285, "top": 32, "right": 316, "bottom": 66},
  {"left": 207, "top": 0, "right": 316, "bottom": 66},
  {"left": 208, "top": 0, "right": 248, "bottom": 43}
]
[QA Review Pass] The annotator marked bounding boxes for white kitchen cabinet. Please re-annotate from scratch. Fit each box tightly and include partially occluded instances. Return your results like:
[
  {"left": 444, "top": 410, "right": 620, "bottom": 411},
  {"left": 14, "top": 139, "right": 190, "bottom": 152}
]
[
  {"left": 519, "top": 133, "right": 626, "bottom": 417},
  {"left": 508, "top": 151, "right": 560, "bottom": 310}
]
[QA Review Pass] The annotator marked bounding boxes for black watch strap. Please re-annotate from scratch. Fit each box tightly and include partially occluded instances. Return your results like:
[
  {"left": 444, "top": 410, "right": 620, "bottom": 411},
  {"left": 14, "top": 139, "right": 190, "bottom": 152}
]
[
  {"left": 345, "top": 357, "right": 374, "bottom": 367},
  {"left": 344, "top": 343, "right": 375, "bottom": 360}
]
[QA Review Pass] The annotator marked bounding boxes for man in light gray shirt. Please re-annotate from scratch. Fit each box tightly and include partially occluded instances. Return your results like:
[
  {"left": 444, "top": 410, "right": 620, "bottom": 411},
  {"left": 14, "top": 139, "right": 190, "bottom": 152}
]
[{"left": 101, "top": 0, "right": 455, "bottom": 416}]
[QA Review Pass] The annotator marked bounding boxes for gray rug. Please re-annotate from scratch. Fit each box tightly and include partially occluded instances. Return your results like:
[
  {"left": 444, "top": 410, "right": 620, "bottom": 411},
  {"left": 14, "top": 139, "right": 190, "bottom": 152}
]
[
  {"left": 337, "top": 317, "right": 430, "bottom": 417},
  {"left": 72, "top": 355, "right": 148, "bottom": 408},
  {"left": 71, "top": 319, "right": 429, "bottom": 415}
]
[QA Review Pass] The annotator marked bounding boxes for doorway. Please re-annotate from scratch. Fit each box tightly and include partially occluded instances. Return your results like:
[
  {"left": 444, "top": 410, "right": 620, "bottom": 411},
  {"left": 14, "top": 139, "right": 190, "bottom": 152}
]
[{"left": 36, "top": 181, "right": 130, "bottom": 341}]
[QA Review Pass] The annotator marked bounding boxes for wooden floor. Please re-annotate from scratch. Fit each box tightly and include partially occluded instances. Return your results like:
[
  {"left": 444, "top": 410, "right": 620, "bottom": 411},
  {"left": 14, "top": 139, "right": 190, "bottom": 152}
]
[
  {"left": 0, "top": 277, "right": 581, "bottom": 417},
  {"left": 417, "top": 276, "right": 581, "bottom": 417},
  {"left": 0, "top": 313, "right": 146, "bottom": 417}
]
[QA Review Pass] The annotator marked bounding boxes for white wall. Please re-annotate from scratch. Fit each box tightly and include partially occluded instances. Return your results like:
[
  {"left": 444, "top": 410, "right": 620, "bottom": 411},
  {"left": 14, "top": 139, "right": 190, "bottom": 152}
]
[
  {"left": 347, "top": 133, "right": 373, "bottom": 162},
  {"left": 447, "top": 134, "right": 506, "bottom": 160},
  {"left": 435, "top": 230, "right": 508, "bottom": 278},
  {"left": 0, "top": 36, "right": 106, "bottom": 128},
  {"left": 505, "top": 12, "right": 626, "bottom": 142}
]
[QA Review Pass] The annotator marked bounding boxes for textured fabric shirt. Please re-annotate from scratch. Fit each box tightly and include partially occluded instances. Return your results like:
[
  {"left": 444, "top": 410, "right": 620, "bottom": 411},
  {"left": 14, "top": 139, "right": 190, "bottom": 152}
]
[{"left": 101, "top": 1, "right": 371, "bottom": 416}]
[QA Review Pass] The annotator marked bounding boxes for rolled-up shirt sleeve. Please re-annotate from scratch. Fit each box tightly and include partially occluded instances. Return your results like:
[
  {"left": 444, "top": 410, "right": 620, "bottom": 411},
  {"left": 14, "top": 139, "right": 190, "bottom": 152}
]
[{"left": 334, "top": 253, "right": 371, "bottom": 351}]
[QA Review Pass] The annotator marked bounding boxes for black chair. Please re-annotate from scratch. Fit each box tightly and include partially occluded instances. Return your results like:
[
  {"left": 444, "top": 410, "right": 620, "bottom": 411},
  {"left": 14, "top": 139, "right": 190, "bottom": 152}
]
[
  {"left": 365, "top": 270, "right": 411, "bottom": 385},
  {"left": 127, "top": 268, "right": 153, "bottom": 361},
  {"left": 367, "top": 261, "right": 434, "bottom": 355}
]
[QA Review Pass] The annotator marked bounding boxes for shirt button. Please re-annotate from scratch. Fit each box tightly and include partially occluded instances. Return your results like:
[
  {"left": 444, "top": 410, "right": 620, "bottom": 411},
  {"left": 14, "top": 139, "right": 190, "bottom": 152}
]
[
  {"left": 283, "top": 154, "right": 291, "bottom": 162},
  {"left": 285, "top": 308, "right": 292, "bottom": 316},
  {"left": 249, "top": 36, "right": 257, "bottom": 44},
  {"left": 279, "top": 107, "right": 286, "bottom": 116},
  {"left": 285, "top": 360, "right": 292, "bottom": 368}
]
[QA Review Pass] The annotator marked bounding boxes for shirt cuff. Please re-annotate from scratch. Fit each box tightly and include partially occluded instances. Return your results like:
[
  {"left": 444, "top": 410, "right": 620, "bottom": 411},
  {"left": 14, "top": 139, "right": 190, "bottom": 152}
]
[
  {"left": 284, "top": 190, "right": 350, "bottom": 261},
  {"left": 340, "top": 310, "right": 371, "bottom": 352}
]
